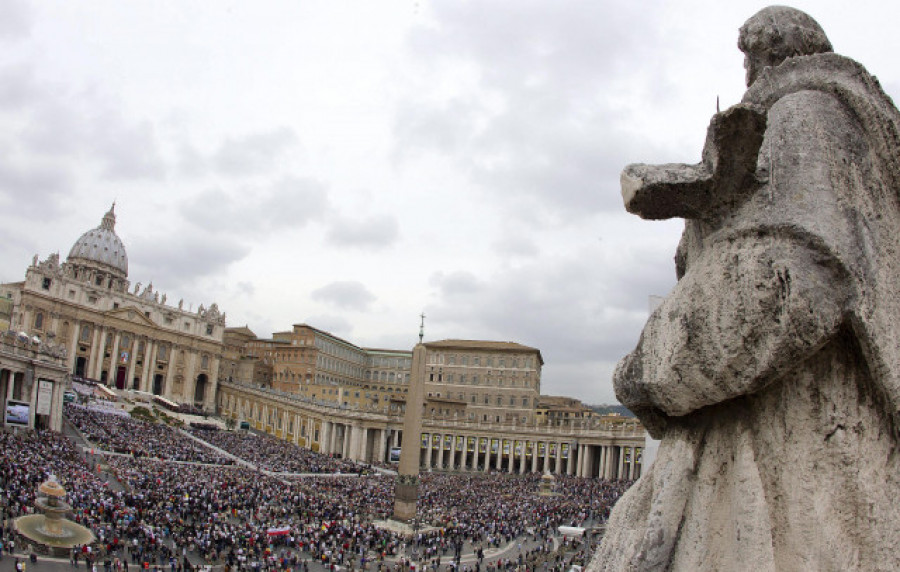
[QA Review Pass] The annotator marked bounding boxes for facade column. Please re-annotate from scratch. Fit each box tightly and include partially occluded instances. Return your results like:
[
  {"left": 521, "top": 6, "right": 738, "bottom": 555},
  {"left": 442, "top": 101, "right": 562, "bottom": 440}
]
[
  {"left": 91, "top": 328, "right": 107, "bottom": 379},
  {"left": 108, "top": 331, "right": 122, "bottom": 385},
  {"left": 519, "top": 441, "right": 527, "bottom": 474},
  {"left": 531, "top": 442, "right": 539, "bottom": 472},
  {"left": 206, "top": 356, "right": 220, "bottom": 411},
  {"left": 578, "top": 445, "right": 586, "bottom": 477},
  {"left": 126, "top": 336, "right": 139, "bottom": 389},
  {"left": 543, "top": 441, "right": 550, "bottom": 472},
  {"left": 163, "top": 346, "right": 178, "bottom": 401},
  {"left": 555, "top": 442, "right": 563, "bottom": 474},
  {"left": 629, "top": 447, "right": 637, "bottom": 480},
  {"left": 599, "top": 446, "right": 607, "bottom": 479},
  {"left": 66, "top": 320, "right": 80, "bottom": 372},
  {"left": 140, "top": 340, "right": 155, "bottom": 392},
  {"left": 483, "top": 440, "right": 491, "bottom": 473},
  {"left": 184, "top": 351, "right": 201, "bottom": 403},
  {"left": 567, "top": 442, "right": 576, "bottom": 475}
]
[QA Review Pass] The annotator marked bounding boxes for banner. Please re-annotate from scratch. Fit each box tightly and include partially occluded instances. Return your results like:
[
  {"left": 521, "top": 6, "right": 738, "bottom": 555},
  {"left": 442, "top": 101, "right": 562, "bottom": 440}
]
[
  {"left": 36, "top": 379, "right": 53, "bottom": 416},
  {"left": 502, "top": 439, "right": 510, "bottom": 455},
  {"left": 550, "top": 443, "right": 558, "bottom": 457},
  {"left": 456, "top": 435, "right": 465, "bottom": 450},
  {"left": 515, "top": 440, "right": 523, "bottom": 455},
  {"left": 421, "top": 434, "right": 428, "bottom": 448},
  {"left": 444, "top": 435, "right": 452, "bottom": 450},
  {"left": 468, "top": 437, "right": 476, "bottom": 452},
  {"left": 561, "top": 443, "right": 570, "bottom": 459},
  {"left": 538, "top": 442, "right": 546, "bottom": 456},
  {"left": 479, "top": 437, "right": 487, "bottom": 453},
  {"left": 432, "top": 434, "right": 441, "bottom": 449},
  {"left": 526, "top": 441, "right": 533, "bottom": 456},
  {"left": 490, "top": 439, "right": 499, "bottom": 453}
]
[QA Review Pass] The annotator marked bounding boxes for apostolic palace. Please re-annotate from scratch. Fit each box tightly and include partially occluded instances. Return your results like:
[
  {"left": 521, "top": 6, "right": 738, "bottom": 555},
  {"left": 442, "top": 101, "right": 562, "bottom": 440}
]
[{"left": 1, "top": 205, "right": 644, "bottom": 479}]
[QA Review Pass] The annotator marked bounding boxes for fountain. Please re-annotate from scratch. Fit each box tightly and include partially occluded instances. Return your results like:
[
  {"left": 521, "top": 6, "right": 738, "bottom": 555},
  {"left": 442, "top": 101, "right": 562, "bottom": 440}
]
[
  {"left": 14, "top": 476, "right": 95, "bottom": 556},
  {"left": 538, "top": 472, "right": 557, "bottom": 497}
]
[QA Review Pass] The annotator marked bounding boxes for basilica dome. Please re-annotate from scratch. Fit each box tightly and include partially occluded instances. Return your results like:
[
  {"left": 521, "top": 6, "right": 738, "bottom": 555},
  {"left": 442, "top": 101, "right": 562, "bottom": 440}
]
[{"left": 67, "top": 204, "right": 129, "bottom": 278}]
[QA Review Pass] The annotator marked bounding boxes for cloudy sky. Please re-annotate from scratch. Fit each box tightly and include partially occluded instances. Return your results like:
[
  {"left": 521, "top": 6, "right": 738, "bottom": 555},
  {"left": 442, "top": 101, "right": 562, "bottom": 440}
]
[{"left": 1, "top": 1, "right": 897, "bottom": 405}]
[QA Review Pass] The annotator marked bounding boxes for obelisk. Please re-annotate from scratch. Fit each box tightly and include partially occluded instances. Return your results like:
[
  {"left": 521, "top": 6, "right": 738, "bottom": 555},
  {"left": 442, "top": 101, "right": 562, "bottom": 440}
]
[{"left": 392, "top": 342, "right": 426, "bottom": 522}]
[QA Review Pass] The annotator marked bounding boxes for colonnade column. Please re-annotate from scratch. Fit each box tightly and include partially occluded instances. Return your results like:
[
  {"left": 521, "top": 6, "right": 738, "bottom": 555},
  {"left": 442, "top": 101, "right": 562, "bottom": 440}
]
[
  {"left": 531, "top": 443, "right": 539, "bottom": 472},
  {"left": 567, "top": 443, "right": 576, "bottom": 475},
  {"left": 376, "top": 429, "right": 387, "bottom": 464},
  {"left": 320, "top": 421, "right": 332, "bottom": 455},
  {"left": 618, "top": 446, "right": 625, "bottom": 479},
  {"left": 448, "top": 435, "right": 457, "bottom": 471},
  {"left": 425, "top": 436, "right": 433, "bottom": 469},
  {"left": 555, "top": 442, "right": 563, "bottom": 474}
]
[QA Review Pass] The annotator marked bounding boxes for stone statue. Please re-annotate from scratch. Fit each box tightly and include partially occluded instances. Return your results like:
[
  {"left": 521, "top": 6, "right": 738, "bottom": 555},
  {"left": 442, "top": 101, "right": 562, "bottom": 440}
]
[
  {"left": 178, "top": 299, "right": 183, "bottom": 310},
  {"left": 134, "top": 282, "right": 141, "bottom": 295},
  {"left": 591, "top": 7, "right": 900, "bottom": 571}
]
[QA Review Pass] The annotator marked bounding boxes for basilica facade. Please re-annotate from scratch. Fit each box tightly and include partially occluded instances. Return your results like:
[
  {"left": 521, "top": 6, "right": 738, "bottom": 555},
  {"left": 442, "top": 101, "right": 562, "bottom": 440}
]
[{"left": 1, "top": 205, "right": 226, "bottom": 411}]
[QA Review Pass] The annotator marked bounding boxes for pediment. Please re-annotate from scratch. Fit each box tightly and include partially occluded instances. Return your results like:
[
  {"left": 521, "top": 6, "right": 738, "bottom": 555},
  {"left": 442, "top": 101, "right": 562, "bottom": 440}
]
[{"left": 106, "top": 306, "right": 157, "bottom": 326}]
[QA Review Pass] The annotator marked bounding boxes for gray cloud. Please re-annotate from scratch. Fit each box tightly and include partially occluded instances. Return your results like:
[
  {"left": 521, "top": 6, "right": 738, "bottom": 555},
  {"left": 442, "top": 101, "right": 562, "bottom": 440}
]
[
  {"left": 425, "top": 239, "right": 676, "bottom": 403},
  {"left": 0, "top": 156, "right": 71, "bottom": 217},
  {"left": 91, "top": 117, "right": 167, "bottom": 181},
  {"left": 180, "top": 176, "right": 330, "bottom": 235},
  {"left": 213, "top": 127, "right": 300, "bottom": 176},
  {"left": 304, "top": 314, "right": 353, "bottom": 339},
  {"left": 394, "top": 1, "right": 667, "bottom": 223},
  {"left": 325, "top": 213, "right": 400, "bottom": 250},
  {"left": 494, "top": 234, "right": 539, "bottom": 258},
  {"left": 311, "top": 281, "right": 376, "bottom": 312},
  {"left": 128, "top": 230, "right": 250, "bottom": 291},
  {"left": 0, "top": 0, "right": 32, "bottom": 41},
  {"left": 0, "top": 65, "right": 38, "bottom": 109}
]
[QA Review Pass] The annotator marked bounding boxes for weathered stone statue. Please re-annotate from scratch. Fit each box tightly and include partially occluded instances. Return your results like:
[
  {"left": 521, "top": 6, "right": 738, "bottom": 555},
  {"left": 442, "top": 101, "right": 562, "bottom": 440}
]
[{"left": 591, "top": 6, "right": 900, "bottom": 571}]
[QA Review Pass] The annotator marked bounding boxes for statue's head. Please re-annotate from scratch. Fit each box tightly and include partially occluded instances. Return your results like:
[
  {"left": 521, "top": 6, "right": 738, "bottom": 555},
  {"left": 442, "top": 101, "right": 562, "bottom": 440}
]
[{"left": 738, "top": 6, "right": 832, "bottom": 87}]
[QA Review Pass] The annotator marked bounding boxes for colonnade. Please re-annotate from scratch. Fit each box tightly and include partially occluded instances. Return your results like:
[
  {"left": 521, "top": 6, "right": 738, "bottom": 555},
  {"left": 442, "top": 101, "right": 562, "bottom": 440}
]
[{"left": 221, "top": 385, "right": 644, "bottom": 480}]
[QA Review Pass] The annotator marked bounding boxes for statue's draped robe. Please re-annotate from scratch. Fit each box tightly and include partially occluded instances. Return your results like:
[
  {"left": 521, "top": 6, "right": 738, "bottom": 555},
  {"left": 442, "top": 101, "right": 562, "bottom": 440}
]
[{"left": 590, "top": 54, "right": 900, "bottom": 571}]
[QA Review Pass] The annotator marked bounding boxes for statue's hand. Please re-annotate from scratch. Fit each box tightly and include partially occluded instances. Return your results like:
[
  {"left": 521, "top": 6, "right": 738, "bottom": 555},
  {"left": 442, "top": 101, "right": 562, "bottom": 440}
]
[{"left": 621, "top": 103, "right": 767, "bottom": 221}]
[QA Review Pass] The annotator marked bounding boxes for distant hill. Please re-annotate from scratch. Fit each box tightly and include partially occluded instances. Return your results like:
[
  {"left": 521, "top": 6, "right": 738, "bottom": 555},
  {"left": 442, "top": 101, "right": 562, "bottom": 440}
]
[{"left": 588, "top": 404, "right": 635, "bottom": 418}]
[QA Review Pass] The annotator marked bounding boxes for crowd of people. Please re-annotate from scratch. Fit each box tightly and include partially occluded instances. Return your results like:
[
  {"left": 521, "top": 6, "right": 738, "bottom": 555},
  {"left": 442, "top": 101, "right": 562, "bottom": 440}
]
[
  {"left": 186, "top": 427, "right": 367, "bottom": 474},
  {"left": 65, "top": 404, "right": 234, "bottom": 465},
  {"left": 0, "top": 404, "right": 634, "bottom": 572}
]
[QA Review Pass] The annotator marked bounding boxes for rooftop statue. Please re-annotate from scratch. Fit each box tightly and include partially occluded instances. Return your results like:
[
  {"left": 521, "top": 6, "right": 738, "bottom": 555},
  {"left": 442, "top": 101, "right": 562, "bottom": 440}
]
[{"left": 591, "top": 6, "right": 900, "bottom": 571}]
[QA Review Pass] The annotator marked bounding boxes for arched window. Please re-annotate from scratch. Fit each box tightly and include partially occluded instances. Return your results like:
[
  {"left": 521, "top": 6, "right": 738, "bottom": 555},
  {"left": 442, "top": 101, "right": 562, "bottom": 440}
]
[{"left": 34, "top": 312, "right": 44, "bottom": 330}]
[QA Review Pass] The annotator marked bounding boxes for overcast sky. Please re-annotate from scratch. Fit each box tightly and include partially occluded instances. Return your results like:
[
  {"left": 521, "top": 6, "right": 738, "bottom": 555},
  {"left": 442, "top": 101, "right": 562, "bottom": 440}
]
[{"left": 1, "top": 1, "right": 897, "bottom": 405}]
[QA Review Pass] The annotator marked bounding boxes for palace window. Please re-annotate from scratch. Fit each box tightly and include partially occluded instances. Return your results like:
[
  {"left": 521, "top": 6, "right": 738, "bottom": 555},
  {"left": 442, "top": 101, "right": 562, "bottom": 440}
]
[{"left": 34, "top": 312, "right": 43, "bottom": 330}]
